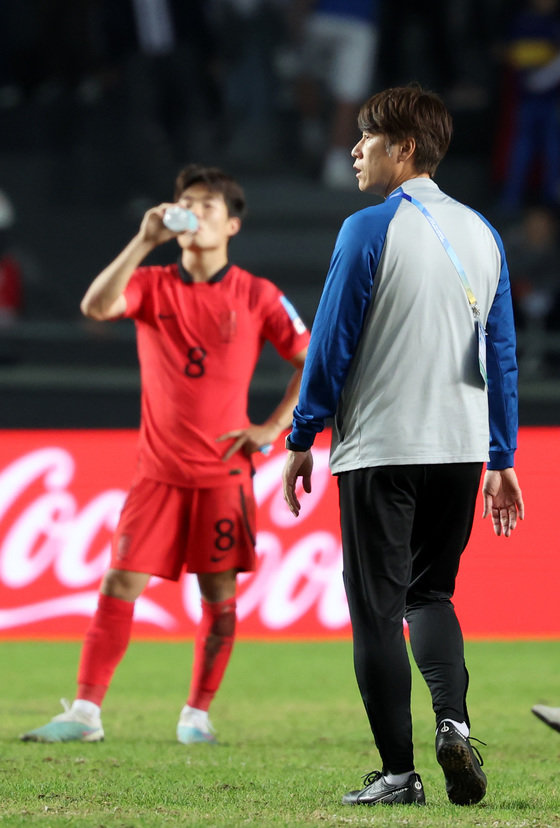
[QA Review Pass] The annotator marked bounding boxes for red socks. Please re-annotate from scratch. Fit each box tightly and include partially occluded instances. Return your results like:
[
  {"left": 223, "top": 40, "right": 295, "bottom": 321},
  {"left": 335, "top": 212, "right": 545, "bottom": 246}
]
[
  {"left": 76, "top": 593, "right": 236, "bottom": 712},
  {"left": 187, "top": 597, "right": 237, "bottom": 712},
  {"left": 77, "top": 593, "right": 134, "bottom": 706}
]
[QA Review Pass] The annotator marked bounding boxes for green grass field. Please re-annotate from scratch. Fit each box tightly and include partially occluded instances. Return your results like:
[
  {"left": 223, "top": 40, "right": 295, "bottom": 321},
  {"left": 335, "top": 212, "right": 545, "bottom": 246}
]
[{"left": 0, "top": 639, "right": 558, "bottom": 827}]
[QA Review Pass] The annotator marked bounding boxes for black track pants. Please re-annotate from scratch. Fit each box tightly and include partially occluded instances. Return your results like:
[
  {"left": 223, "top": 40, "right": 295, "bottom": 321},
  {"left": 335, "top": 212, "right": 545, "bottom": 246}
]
[{"left": 338, "top": 462, "right": 482, "bottom": 773}]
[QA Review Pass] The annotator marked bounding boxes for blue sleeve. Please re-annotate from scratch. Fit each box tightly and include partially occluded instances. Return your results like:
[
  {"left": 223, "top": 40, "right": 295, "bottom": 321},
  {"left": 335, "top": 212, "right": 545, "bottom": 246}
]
[
  {"left": 289, "top": 201, "right": 398, "bottom": 449},
  {"left": 483, "top": 226, "right": 519, "bottom": 469}
]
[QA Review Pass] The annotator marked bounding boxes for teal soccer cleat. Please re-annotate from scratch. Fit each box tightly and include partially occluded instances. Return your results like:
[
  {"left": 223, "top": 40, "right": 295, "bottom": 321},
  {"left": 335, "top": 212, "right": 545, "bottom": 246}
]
[
  {"left": 20, "top": 699, "right": 104, "bottom": 743},
  {"left": 176, "top": 706, "right": 217, "bottom": 745}
]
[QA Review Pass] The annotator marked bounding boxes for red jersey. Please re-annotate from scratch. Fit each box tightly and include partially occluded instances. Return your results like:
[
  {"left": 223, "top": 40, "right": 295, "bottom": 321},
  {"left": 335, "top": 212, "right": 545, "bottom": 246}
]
[{"left": 123, "top": 262, "right": 309, "bottom": 487}]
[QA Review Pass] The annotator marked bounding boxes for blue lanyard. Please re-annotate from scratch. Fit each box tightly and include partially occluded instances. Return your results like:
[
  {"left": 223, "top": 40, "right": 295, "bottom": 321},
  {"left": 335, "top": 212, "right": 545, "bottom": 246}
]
[{"left": 390, "top": 187, "right": 481, "bottom": 320}]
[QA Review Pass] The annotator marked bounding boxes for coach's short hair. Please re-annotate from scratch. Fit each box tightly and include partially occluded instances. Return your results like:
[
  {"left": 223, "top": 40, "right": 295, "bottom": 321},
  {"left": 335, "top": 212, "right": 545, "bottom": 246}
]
[
  {"left": 358, "top": 85, "right": 453, "bottom": 176},
  {"left": 174, "top": 164, "right": 247, "bottom": 219}
]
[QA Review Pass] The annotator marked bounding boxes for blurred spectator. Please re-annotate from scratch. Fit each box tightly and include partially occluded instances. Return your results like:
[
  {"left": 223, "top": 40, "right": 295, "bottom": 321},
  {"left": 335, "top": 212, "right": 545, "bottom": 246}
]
[
  {"left": 96, "top": 0, "right": 222, "bottom": 201},
  {"left": 209, "top": 1, "right": 289, "bottom": 169},
  {"left": 505, "top": 203, "right": 560, "bottom": 375},
  {"left": 379, "top": 1, "right": 500, "bottom": 108},
  {"left": 496, "top": 0, "right": 560, "bottom": 211},
  {"left": 0, "top": 188, "right": 52, "bottom": 323},
  {"left": 290, "top": 0, "right": 380, "bottom": 189},
  {"left": 0, "top": 190, "right": 23, "bottom": 326},
  {"left": 0, "top": 1, "right": 106, "bottom": 110},
  {"left": 32, "top": 1, "right": 101, "bottom": 104},
  {"left": 0, "top": 3, "right": 28, "bottom": 108}
]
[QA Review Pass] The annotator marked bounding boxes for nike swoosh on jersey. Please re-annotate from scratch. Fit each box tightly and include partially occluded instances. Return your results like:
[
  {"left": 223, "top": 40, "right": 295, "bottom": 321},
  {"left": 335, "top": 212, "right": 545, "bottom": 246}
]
[{"left": 210, "top": 553, "right": 228, "bottom": 563}]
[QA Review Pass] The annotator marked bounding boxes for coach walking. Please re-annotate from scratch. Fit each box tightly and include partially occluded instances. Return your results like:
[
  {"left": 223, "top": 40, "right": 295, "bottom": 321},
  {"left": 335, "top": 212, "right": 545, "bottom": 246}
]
[{"left": 282, "top": 85, "right": 524, "bottom": 807}]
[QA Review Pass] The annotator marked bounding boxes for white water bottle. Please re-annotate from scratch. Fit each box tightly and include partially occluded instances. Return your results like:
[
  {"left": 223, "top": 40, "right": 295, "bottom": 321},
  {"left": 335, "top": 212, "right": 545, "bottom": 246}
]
[{"left": 163, "top": 205, "right": 198, "bottom": 233}]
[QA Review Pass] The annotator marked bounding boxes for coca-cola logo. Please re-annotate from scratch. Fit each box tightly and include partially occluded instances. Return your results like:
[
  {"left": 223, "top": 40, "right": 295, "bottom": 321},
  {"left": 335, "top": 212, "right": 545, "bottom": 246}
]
[{"left": 0, "top": 437, "right": 349, "bottom": 635}]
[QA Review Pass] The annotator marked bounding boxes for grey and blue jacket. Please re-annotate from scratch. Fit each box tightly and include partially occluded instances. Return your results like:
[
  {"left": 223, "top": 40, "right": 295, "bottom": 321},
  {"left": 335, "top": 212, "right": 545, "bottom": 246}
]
[{"left": 290, "top": 177, "right": 518, "bottom": 471}]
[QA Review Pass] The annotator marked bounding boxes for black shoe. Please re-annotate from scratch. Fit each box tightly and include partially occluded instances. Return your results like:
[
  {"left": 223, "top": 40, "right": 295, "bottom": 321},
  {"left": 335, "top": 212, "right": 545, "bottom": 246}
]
[
  {"left": 435, "top": 721, "right": 487, "bottom": 805},
  {"left": 342, "top": 770, "right": 426, "bottom": 806}
]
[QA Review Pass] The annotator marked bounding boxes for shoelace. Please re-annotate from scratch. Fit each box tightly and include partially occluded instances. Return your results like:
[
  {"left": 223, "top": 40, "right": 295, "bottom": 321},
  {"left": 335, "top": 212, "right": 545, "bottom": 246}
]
[
  {"left": 361, "top": 735, "right": 486, "bottom": 789},
  {"left": 361, "top": 770, "right": 384, "bottom": 787},
  {"left": 467, "top": 735, "right": 487, "bottom": 767}
]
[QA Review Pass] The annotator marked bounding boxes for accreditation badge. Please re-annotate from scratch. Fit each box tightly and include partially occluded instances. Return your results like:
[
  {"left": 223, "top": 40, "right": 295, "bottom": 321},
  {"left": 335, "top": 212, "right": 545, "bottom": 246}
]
[{"left": 476, "top": 320, "right": 487, "bottom": 386}]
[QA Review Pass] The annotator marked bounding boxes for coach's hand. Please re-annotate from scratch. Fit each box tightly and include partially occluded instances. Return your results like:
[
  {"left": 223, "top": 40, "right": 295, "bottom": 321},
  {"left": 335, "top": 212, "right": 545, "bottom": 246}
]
[
  {"left": 282, "top": 450, "right": 313, "bottom": 517},
  {"left": 482, "top": 468, "right": 524, "bottom": 537}
]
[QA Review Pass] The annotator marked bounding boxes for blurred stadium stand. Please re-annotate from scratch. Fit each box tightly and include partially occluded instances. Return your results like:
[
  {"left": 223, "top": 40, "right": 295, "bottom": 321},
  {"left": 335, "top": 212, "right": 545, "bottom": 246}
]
[{"left": 0, "top": 0, "right": 559, "bottom": 428}]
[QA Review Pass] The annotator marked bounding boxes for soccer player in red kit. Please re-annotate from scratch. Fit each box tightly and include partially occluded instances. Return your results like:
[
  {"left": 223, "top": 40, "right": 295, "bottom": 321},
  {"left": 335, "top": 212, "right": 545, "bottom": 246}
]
[{"left": 21, "top": 165, "right": 309, "bottom": 745}]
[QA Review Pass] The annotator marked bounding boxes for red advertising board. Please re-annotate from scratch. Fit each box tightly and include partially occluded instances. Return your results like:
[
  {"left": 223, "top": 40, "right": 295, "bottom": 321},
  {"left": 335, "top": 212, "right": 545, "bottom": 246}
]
[{"left": 0, "top": 428, "right": 557, "bottom": 639}]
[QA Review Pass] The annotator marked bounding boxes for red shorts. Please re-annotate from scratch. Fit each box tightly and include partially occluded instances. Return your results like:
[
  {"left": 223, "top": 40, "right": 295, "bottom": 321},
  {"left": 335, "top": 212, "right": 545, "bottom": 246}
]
[{"left": 110, "top": 477, "right": 256, "bottom": 581}]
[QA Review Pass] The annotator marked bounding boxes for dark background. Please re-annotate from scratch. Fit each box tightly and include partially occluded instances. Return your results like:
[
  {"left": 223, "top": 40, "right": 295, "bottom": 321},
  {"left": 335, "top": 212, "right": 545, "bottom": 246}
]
[{"left": 1, "top": 0, "right": 559, "bottom": 428}]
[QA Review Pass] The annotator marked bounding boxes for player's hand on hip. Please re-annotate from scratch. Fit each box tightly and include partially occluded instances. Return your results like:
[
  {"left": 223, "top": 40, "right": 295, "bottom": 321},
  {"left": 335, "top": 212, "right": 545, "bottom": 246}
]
[
  {"left": 282, "top": 451, "right": 313, "bottom": 517},
  {"left": 482, "top": 468, "right": 524, "bottom": 537},
  {"left": 217, "top": 424, "right": 276, "bottom": 461}
]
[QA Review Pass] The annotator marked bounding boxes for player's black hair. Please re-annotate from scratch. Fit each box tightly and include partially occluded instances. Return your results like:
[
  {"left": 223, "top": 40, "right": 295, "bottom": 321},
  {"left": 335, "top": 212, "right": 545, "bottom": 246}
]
[
  {"left": 173, "top": 165, "right": 247, "bottom": 219},
  {"left": 358, "top": 84, "right": 453, "bottom": 176}
]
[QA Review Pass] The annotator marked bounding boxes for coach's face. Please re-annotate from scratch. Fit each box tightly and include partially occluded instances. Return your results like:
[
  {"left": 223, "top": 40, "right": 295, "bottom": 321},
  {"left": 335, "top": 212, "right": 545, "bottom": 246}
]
[
  {"left": 351, "top": 132, "right": 400, "bottom": 197},
  {"left": 176, "top": 185, "right": 240, "bottom": 251}
]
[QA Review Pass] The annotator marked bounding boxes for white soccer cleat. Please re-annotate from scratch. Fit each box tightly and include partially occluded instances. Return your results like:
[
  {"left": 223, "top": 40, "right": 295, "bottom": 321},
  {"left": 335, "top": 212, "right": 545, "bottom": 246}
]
[
  {"left": 176, "top": 705, "right": 217, "bottom": 745},
  {"left": 20, "top": 699, "right": 104, "bottom": 743}
]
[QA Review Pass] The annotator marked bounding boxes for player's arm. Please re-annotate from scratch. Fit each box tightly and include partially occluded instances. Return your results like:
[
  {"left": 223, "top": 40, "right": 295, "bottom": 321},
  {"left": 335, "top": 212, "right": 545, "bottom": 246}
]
[
  {"left": 80, "top": 203, "right": 181, "bottom": 320},
  {"left": 218, "top": 347, "right": 308, "bottom": 460}
]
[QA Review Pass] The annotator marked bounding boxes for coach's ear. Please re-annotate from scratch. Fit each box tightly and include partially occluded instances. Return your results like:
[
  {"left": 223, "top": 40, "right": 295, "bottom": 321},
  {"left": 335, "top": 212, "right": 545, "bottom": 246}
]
[
  {"left": 227, "top": 216, "right": 242, "bottom": 239},
  {"left": 398, "top": 137, "right": 416, "bottom": 163}
]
